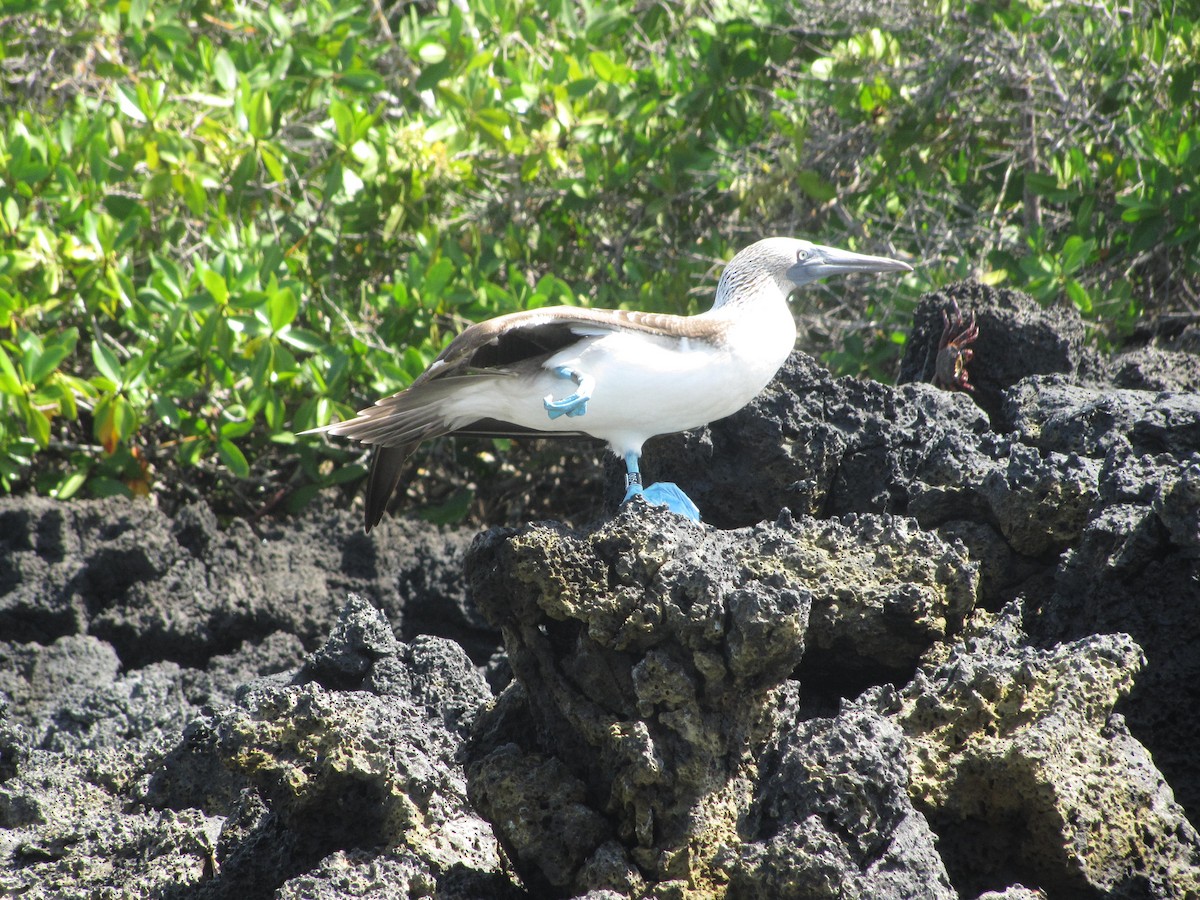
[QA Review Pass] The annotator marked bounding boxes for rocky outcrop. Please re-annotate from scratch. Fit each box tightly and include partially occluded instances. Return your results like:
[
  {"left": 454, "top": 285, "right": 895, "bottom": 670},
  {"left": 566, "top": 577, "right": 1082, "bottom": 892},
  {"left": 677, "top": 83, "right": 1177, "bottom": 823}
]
[
  {"left": 462, "top": 507, "right": 973, "bottom": 895},
  {"left": 2, "top": 283, "right": 1199, "bottom": 898},
  {"left": 898, "top": 605, "right": 1200, "bottom": 897}
]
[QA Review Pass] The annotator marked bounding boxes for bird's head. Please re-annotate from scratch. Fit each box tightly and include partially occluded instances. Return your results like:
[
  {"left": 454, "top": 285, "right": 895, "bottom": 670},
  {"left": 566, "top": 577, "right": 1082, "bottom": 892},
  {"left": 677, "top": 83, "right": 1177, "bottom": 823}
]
[{"left": 714, "top": 237, "right": 913, "bottom": 309}]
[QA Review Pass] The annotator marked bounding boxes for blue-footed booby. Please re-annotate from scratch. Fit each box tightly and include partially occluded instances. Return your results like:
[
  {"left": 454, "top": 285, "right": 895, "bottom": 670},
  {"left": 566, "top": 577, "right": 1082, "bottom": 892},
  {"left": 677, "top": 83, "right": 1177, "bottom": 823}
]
[{"left": 308, "top": 238, "right": 912, "bottom": 530}]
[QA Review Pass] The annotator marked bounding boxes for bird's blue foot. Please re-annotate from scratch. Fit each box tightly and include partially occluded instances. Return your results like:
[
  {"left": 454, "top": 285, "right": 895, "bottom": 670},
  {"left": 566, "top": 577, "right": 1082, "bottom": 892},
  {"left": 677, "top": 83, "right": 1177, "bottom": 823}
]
[
  {"left": 621, "top": 451, "right": 700, "bottom": 520},
  {"left": 544, "top": 366, "right": 593, "bottom": 419},
  {"left": 623, "top": 481, "right": 701, "bottom": 521}
]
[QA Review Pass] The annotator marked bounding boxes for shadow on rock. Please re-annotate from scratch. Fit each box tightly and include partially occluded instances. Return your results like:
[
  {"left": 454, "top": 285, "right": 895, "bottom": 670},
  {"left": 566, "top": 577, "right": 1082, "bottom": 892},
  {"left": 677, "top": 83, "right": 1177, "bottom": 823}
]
[
  {"left": 463, "top": 504, "right": 974, "bottom": 896},
  {"left": 3, "top": 282, "right": 1200, "bottom": 899}
]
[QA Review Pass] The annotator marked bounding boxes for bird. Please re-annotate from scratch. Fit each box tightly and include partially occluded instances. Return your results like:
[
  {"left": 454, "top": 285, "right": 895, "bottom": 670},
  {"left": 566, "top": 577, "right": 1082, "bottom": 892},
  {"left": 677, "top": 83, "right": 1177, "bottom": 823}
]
[{"left": 306, "top": 238, "right": 912, "bottom": 530}]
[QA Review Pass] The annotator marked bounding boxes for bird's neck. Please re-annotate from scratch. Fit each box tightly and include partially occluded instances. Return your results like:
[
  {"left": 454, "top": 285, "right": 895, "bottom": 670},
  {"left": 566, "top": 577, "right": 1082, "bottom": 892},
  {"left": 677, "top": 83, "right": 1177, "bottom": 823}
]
[
  {"left": 701, "top": 277, "right": 797, "bottom": 362},
  {"left": 706, "top": 272, "right": 791, "bottom": 323},
  {"left": 711, "top": 268, "right": 782, "bottom": 312}
]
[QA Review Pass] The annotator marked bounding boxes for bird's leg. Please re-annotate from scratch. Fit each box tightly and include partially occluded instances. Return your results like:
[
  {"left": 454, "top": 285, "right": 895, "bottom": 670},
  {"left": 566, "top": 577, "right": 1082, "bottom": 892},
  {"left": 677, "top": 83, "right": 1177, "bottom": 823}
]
[
  {"left": 622, "top": 451, "right": 644, "bottom": 501},
  {"left": 543, "top": 366, "right": 594, "bottom": 419},
  {"left": 621, "top": 451, "right": 701, "bottom": 521}
]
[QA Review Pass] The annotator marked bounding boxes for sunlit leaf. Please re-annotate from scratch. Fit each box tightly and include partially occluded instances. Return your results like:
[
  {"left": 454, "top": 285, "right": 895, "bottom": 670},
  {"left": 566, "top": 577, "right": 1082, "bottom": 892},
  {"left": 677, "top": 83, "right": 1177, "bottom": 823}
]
[
  {"left": 279, "top": 328, "right": 327, "bottom": 352},
  {"left": 259, "top": 144, "right": 286, "bottom": 183},
  {"left": 0, "top": 346, "right": 21, "bottom": 395},
  {"left": 217, "top": 438, "right": 250, "bottom": 478},
  {"left": 28, "top": 328, "right": 77, "bottom": 385},
  {"left": 214, "top": 49, "right": 238, "bottom": 92},
  {"left": 52, "top": 466, "right": 89, "bottom": 499},
  {"left": 418, "top": 43, "right": 447, "bottom": 65},
  {"left": 201, "top": 268, "right": 230, "bottom": 305},
  {"left": 266, "top": 287, "right": 298, "bottom": 332},
  {"left": 113, "top": 84, "right": 147, "bottom": 122},
  {"left": 1065, "top": 279, "right": 1092, "bottom": 313},
  {"left": 92, "top": 341, "right": 123, "bottom": 385},
  {"left": 24, "top": 404, "right": 50, "bottom": 448}
]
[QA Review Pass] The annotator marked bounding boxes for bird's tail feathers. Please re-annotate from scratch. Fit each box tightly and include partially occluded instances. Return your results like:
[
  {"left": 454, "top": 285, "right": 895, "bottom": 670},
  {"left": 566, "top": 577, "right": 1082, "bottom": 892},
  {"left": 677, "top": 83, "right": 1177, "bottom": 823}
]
[
  {"left": 302, "top": 378, "right": 477, "bottom": 445},
  {"left": 300, "top": 375, "right": 517, "bottom": 530},
  {"left": 301, "top": 376, "right": 504, "bottom": 446},
  {"left": 364, "top": 444, "right": 415, "bottom": 532},
  {"left": 323, "top": 407, "right": 446, "bottom": 448}
]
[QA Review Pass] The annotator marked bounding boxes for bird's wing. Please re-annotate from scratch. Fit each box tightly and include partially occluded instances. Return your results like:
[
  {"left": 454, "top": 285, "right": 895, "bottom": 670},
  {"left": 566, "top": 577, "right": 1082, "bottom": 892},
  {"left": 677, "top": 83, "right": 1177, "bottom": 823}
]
[
  {"left": 411, "top": 305, "right": 708, "bottom": 384},
  {"left": 317, "top": 306, "right": 679, "bottom": 530}
]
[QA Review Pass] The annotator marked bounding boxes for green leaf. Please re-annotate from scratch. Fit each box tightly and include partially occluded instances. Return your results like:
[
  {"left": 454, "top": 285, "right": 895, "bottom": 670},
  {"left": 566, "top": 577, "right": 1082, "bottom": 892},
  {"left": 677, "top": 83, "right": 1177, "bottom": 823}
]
[
  {"left": 92, "top": 341, "right": 123, "bottom": 385},
  {"left": 1024, "top": 172, "right": 1061, "bottom": 197},
  {"left": 0, "top": 345, "right": 24, "bottom": 394},
  {"left": 217, "top": 438, "right": 250, "bottom": 478},
  {"left": 24, "top": 404, "right": 50, "bottom": 448},
  {"left": 113, "top": 84, "right": 148, "bottom": 122},
  {"left": 1065, "top": 279, "right": 1092, "bottom": 313},
  {"left": 263, "top": 393, "right": 285, "bottom": 430},
  {"left": 1, "top": 196, "right": 19, "bottom": 231},
  {"left": 328, "top": 464, "right": 366, "bottom": 485},
  {"left": 421, "top": 257, "right": 455, "bottom": 300},
  {"left": 201, "top": 268, "right": 230, "bottom": 305},
  {"left": 28, "top": 328, "right": 78, "bottom": 385},
  {"left": 250, "top": 341, "right": 272, "bottom": 385},
  {"left": 1059, "top": 235, "right": 1092, "bottom": 274},
  {"left": 266, "top": 287, "right": 298, "bottom": 332},
  {"left": 1119, "top": 202, "right": 1160, "bottom": 223},
  {"left": 259, "top": 144, "right": 286, "bottom": 183},
  {"left": 589, "top": 50, "right": 631, "bottom": 84},
  {"left": 249, "top": 89, "right": 272, "bottom": 139},
  {"left": 417, "top": 43, "right": 446, "bottom": 65},
  {"left": 339, "top": 70, "right": 384, "bottom": 92},
  {"left": 567, "top": 79, "right": 597, "bottom": 98},
  {"left": 152, "top": 395, "right": 182, "bottom": 428},
  {"left": 52, "top": 467, "right": 90, "bottom": 500},
  {"left": 127, "top": 0, "right": 148, "bottom": 28},
  {"left": 279, "top": 328, "right": 327, "bottom": 352},
  {"left": 220, "top": 419, "right": 255, "bottom": 440},
  {"left": 285, "top": 483, "right": 322, "bottom": 513},
  {"left": 418, "top": 487, "right": 474, "bottom": 525},
  {"left": 214, "top": 49, "right": 238, "bottom": 92}
]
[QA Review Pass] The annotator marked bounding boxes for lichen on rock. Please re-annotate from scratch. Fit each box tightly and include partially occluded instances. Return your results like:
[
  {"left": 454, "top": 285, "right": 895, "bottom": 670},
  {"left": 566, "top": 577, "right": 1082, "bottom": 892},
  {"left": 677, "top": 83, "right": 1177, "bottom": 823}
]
[
  {"left": 464, "top": 503, "right": 976, "bottom": 896},
  {"left": 899, "top": 603, "right": 1200, "bottom": 898}
]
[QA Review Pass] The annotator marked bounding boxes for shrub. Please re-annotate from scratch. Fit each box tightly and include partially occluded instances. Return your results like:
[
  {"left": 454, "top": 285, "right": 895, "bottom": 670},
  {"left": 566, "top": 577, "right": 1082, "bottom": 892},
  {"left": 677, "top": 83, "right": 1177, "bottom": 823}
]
[{"left": 0, "top": 0, "right": 1194, "bottom": 517}]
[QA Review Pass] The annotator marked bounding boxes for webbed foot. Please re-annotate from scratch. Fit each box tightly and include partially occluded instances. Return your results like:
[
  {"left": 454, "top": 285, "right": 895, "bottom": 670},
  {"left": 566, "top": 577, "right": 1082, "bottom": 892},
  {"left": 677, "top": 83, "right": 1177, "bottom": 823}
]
[
  {"left": 623, "top": 482, "right": 701, "bottom": 521},
  {"left": 544, "top": 366, "right": 594, "bottom": 419}
]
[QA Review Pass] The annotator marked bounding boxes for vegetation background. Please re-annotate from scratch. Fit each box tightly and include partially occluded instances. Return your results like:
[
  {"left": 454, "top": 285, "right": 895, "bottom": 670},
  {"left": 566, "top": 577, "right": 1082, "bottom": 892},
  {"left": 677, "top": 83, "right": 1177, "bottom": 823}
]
[{"left": 0, "top": 0, "right": 1195, "bottom": 524}]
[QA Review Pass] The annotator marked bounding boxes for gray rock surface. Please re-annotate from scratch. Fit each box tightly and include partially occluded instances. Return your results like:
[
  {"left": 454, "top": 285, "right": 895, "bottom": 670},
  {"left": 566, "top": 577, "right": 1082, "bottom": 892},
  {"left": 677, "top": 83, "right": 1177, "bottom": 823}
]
[
  {"left": 0, "top": 496, "right": 485, "bottom": 665},
  {"left": 464, "top": 507, "right": 966, "bottom": 896},
  {"left": 724, "top": 690, "right": 956, "bottom": 899},
  {"left": 2, "top": 282, "right": 1199, "bottom": 898},
  {"left": 899, "top": 604, "right": 1200, "bottom": 897},
  {"left": 201, "top": 597, "right": 503, "bottom": 898}
]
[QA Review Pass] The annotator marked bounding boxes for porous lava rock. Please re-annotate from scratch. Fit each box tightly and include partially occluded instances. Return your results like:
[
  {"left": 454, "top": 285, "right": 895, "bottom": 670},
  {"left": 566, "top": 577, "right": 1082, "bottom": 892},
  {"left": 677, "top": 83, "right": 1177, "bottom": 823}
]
[
  {"left": 462, "top": 503, "right": 974, "bottom": 895},
  {"left": 2, "top": 282, "right": 1199, "bottom": 899}
]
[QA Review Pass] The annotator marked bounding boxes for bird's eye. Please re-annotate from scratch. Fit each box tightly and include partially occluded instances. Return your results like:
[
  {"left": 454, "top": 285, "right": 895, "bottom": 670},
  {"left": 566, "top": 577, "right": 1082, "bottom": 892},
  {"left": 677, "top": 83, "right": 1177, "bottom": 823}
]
[{"left": 796, "top": 249, "right": 810, "bottom": 262}]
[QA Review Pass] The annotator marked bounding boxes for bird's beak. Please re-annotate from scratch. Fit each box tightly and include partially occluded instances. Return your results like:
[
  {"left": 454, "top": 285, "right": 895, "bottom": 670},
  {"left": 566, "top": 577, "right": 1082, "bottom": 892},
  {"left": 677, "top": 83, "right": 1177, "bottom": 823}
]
[{"left": 793, "top": 244, "right": 913, "bottom": 283}]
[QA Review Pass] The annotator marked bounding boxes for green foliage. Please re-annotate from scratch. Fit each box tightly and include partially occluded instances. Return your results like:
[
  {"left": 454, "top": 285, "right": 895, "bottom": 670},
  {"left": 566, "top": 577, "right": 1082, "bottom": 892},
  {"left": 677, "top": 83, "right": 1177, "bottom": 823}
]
[
  {"left": 795, "top": 0, "right": 1199, "bottom": 369},
  {"left": 0, "top": 0, "right": 1195, "bottom": 512}
]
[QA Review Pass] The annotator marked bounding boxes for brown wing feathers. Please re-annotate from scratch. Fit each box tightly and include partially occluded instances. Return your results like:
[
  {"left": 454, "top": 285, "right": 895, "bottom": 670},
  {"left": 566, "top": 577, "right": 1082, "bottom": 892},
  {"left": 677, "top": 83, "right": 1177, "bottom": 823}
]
[{"left": 318, "top": 305, "right": 709, "bottom": 530}]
